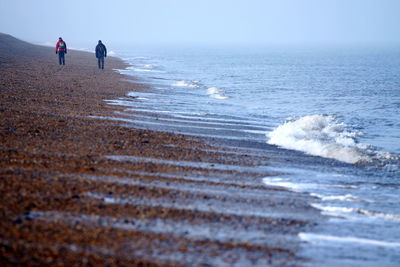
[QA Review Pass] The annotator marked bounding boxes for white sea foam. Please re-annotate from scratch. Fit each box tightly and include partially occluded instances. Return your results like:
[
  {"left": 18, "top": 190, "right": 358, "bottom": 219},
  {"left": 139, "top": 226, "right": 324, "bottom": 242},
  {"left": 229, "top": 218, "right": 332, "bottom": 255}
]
[
  {"left": 172, "top": 80, "right": 200, "bottom": 88},
  {"left": 311, "top": 203, "right": 400, "bottom": 222},
  {"left": 331, "top": 184, "right": 359, "bottom": 189},
  {"left": 262, "top": 177, "right": 359, "bottom": 192},
  {"left": 207, "top": 87, "right": 229, "bottom": 100},
  {"left": 311, "top": 203, "right": 355, "bottom": 215},
  {"left": 299, "top": 233, "right": 400, "bottom": 248},
  {"left": 126, "top": 65, "right": 162, "bottom": 73},
  {"left": 262, "top": 177, "right": 304, "bottom": 191},
  {"left": 310, "top": 193, "right": 369, "bottom": 202},
  {"left": 126, "top": 68, "right": 153, "bottom": 72},
  {"left": 267, "top": 115, "right": 371, "bottom": 164},
  {"left": 126, "top": 107, "right": 208, "bottom": 116},
  {"left": 356, "top": 209, "right": 400, "bottom": 222}
]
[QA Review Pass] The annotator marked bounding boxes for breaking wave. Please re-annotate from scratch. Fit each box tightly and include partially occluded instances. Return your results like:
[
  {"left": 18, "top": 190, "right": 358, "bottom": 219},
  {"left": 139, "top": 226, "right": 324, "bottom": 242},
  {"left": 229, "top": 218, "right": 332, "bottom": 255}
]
[
  {"left": 311, "top": 203, "right": 400, "bottom": 222},
  {"left": 267, "top": 115, "right": 373, "bottom": 164},
  {"left": 207, "top": 87, "right": 229, "bottom": 100},
  {"left": 126, "top": 64, "right": 163, "bottom": 73},
  {"left": 299, "top": 233, "right": 400, "bottom": 248},
  {"left": 172, "top": 80, "right": 201, "bottom": 88}
]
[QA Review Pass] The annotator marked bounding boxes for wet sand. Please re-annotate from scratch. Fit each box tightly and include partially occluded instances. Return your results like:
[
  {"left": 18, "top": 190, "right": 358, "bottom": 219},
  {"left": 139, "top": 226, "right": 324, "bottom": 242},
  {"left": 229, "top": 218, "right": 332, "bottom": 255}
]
[{"left": 0, "top": 33, "right": 319, "bottom": 266}]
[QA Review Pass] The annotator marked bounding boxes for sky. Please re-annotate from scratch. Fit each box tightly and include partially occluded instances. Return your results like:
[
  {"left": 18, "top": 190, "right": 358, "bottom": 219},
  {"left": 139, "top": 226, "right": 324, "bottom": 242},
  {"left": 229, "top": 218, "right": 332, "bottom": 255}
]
[{"left": 1, "top": 0, "right": 400, "bottom": 47}]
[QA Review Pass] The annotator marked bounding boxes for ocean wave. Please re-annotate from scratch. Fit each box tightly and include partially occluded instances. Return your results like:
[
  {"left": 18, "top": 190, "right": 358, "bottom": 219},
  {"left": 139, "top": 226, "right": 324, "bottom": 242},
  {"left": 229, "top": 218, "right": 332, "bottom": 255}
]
[
  {"left": 262, "top": 177, "right": 360, "bottom": 192},
  {"left": 125, "top": 67, "right": 161, "bottom": 73},
  {"left": 267, "top": 115, "right": 372, "bottom": 164},
  {"left": 125, "top": 64, "right": 163, "bottom": 73},
  {"left": 172, "top": 80, "right": 200, "bottom": 88},
  {"left": 207, "top": 87, "right": 229, "bottom": 100},
  {"left": 130, "top": 68, "right": 153, "bottom": 72},
  {"left": 143, "top": 64, "right": 153, "bottom": 68},
  {"left": 262, "top": 177, "right": 304, "bottom": 191},
  {"left": 310, "top": 193, "right": 369, "bottom": 202},
  {"left": 299, "top": 233, "right": 400, "bottom": 248},
  {"left": 311, "top": 203, "right": 400, "bottom": 222}
]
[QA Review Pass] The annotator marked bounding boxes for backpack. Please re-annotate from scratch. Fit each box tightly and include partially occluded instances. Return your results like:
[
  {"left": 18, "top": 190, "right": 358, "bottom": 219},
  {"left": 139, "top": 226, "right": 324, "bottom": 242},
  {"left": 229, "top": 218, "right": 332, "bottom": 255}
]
[
  {"left": 58, "top": 41, "right": 65, "bottom": 49},
  {"left": 97, "top": 44, "right": 105, "bottom": 55}
]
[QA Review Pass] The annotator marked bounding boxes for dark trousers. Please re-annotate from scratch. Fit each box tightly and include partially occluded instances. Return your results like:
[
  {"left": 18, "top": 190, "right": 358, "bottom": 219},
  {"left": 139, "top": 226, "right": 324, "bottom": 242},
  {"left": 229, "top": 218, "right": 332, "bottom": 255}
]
[
  {"left": 98, "top": 57, "right": 105, "bottom": 69},
  {"left": 58, "top": 51, "right": 65, "bottom": 65}
]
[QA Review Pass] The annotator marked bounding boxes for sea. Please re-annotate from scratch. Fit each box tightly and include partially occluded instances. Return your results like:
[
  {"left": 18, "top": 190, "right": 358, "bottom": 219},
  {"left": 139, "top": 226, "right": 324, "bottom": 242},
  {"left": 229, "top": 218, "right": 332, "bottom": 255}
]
[{"left": 107, "top": 44, "right": 400, "bottom": 266}]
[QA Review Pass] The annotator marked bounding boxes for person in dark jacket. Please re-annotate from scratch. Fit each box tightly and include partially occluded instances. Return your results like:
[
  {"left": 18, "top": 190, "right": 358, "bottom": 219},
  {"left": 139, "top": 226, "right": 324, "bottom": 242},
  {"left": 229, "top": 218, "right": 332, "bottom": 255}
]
[
  {"left": 95, "top": 40, "right": 107, "bottom": 69},
  {"left": 55, "top": 37, "right": 67, "bottom": 65}
]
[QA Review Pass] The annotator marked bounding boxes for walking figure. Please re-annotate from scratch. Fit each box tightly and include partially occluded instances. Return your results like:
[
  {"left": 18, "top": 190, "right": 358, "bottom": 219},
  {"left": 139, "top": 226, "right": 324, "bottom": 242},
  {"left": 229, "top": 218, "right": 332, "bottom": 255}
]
[
  {"left": 95, "top": 40, "right": 107, "bottom": 69},
  {"left": 55, "top": 37, "right": 67, "bottom": 65}
]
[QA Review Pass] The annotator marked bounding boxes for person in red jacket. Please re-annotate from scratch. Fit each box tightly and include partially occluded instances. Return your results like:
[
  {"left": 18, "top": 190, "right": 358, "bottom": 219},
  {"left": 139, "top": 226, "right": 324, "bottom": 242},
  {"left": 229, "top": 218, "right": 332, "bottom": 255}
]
[{"left": 55, "top": 37, "right": 67, "bottom": 65}]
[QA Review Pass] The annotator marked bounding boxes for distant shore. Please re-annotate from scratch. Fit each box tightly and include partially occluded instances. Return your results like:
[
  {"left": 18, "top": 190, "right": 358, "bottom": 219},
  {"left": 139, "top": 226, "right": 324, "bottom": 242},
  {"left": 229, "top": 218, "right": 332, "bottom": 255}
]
[{"left": 0, "top": 33, "right": 318, "bottom": 266}]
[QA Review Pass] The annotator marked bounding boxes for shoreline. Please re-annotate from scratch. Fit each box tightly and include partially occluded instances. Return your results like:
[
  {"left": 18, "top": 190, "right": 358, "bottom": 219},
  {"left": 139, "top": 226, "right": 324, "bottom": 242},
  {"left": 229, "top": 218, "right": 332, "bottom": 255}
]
[{"left": 0, "top": 33, "right": 319, "bottom": 266}]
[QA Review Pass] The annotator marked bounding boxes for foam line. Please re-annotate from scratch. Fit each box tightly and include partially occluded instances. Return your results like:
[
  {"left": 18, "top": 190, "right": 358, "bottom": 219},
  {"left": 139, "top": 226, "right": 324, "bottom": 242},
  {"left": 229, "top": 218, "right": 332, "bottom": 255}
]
[
  {"left": 311, "top": 203, "right": 400, "bottom": 222},
  {"left": 115, "top": 111, "right": 270, "bottom": 131},
  {"left": 105, "top": 155, "right": 270, "bottom": 173},
  {"left": 85, "top": 192, "right": 312, "bottom": 220},
  {"left": 27, "top": 211, "right": 295, "bottom": 247},
  {"left": 66, "top": 174, "right": 272, "bottom": 200},
  {"left": 299, "top": 233, "right": 400, "bottom": 248}
]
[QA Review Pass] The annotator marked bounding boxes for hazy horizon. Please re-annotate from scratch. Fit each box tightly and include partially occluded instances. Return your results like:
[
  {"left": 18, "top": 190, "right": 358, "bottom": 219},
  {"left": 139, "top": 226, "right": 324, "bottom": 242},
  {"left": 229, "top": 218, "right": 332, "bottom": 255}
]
[{"left": 1, "top": 0, "right": 400, "bottom": 48}]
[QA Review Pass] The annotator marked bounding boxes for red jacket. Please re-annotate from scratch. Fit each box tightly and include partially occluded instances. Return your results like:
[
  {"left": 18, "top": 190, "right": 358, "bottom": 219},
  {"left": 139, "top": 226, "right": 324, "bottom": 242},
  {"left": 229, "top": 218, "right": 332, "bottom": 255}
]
[{"left": 56, "top": 39, "right": 67, "bottom": 53}]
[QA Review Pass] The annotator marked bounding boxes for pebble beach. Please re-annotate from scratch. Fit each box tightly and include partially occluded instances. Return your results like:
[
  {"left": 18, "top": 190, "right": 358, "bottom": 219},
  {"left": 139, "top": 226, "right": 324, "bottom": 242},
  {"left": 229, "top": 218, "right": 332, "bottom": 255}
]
[{"left": 0, "top": 33, "right": 320, "bottom": 266}]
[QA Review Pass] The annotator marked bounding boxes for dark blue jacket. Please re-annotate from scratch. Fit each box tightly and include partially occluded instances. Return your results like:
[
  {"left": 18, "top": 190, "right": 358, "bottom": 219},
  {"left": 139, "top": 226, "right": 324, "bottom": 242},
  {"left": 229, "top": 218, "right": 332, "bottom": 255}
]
[{"left": 95, "top": 43, "right": 107, "bottom": 58}]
